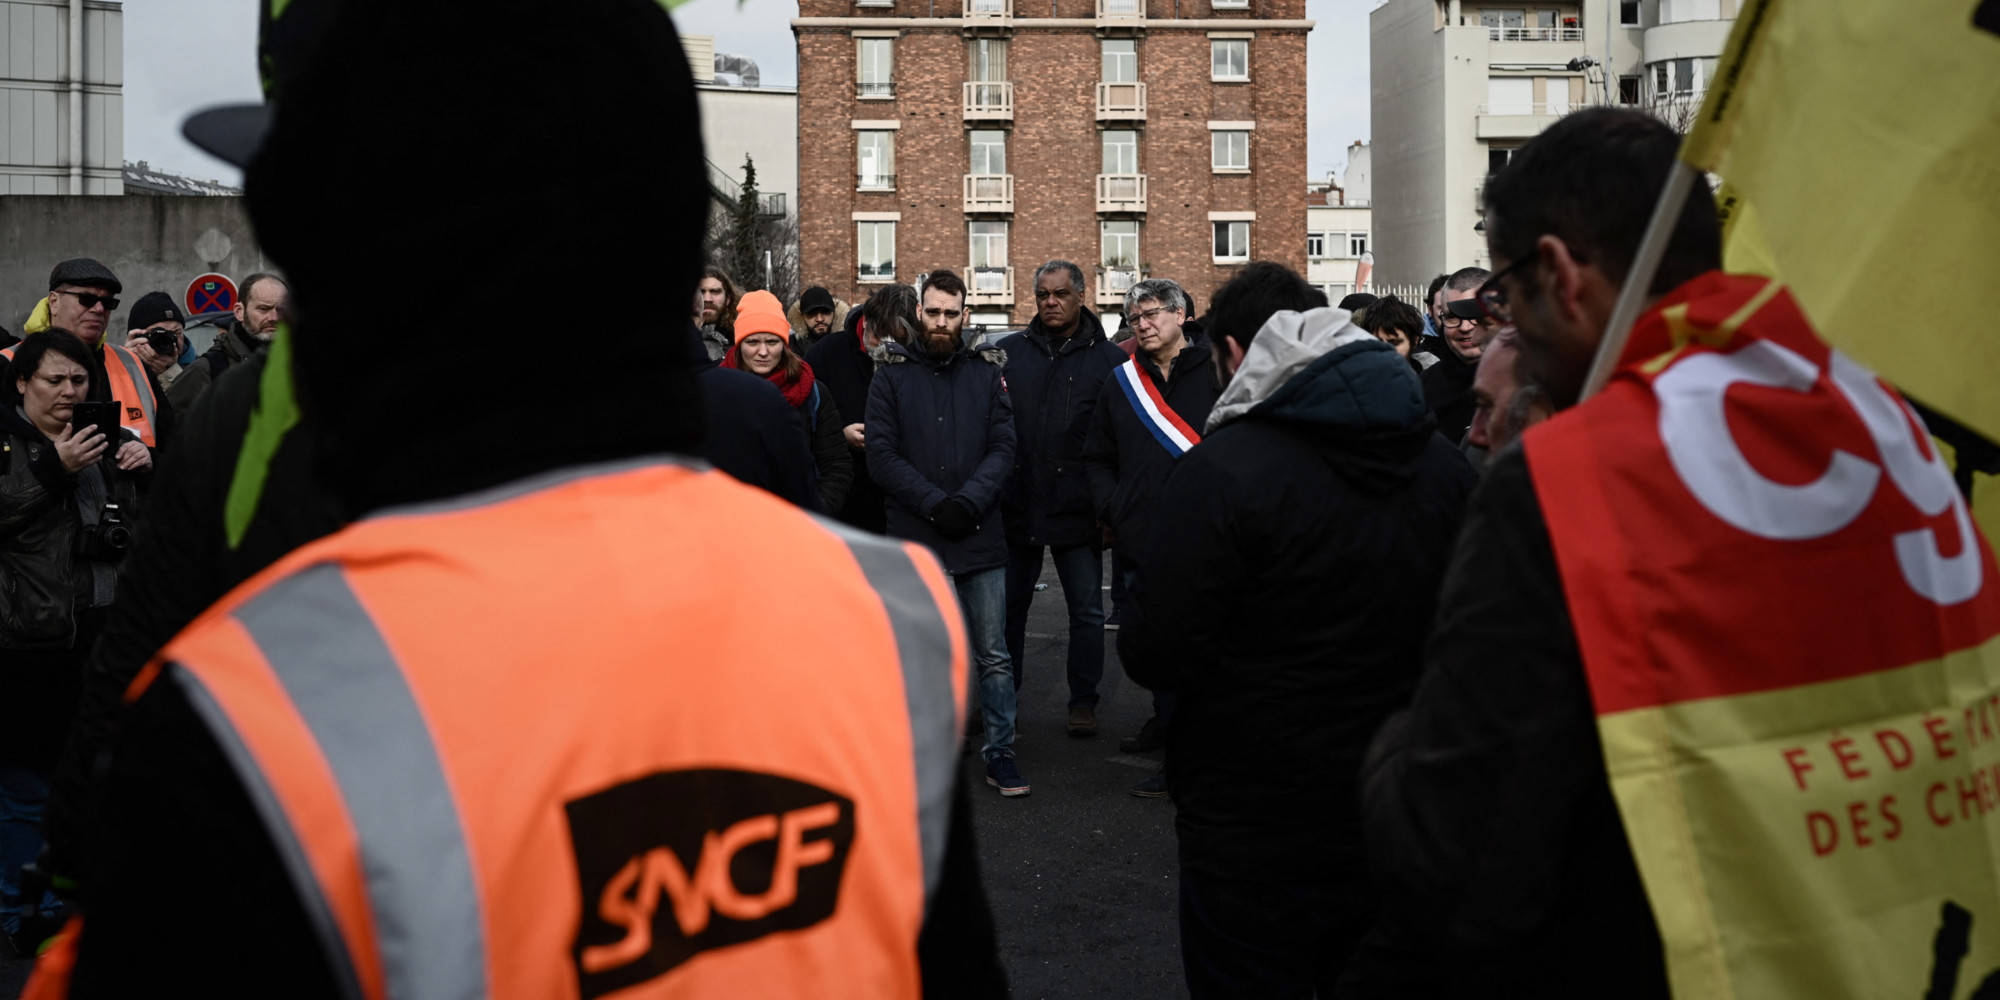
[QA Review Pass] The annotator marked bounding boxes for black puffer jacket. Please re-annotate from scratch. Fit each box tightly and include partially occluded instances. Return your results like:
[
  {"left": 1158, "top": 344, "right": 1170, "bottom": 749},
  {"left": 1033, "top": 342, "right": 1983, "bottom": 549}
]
[
  {"left": 804, "top": 314, "right": 888, "bottom": 533},
  {"left": 995, "top": 311, "right": 1127, "bottom": 548},
  {"left": 0, "top": 405, "right": 145, "bottom": 650},
  {"left": 865, "top": 340, "right": 1014, "bottom": 575},
  {"left": 1082, "top": 338, "right": 1222, "bottom": 559},
  {"left": 1120, "top": 318, "right": 1477, "bottom": 884}
]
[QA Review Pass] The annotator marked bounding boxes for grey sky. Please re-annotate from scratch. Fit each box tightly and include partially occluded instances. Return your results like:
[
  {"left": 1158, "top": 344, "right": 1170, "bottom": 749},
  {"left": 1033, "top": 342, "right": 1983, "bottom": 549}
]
[{"left": 127, "top": 0, "right": 1371, "bottom": 185}]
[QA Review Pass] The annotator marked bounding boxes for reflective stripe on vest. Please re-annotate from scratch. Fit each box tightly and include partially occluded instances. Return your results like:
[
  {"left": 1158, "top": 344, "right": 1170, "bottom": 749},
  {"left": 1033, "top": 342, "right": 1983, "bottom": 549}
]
[
  {"left": 163, "top": 457, "right": 966, "bottom": 1000},
  {"left": 1, "top": 341, "right": 160, "bottom": 447}
]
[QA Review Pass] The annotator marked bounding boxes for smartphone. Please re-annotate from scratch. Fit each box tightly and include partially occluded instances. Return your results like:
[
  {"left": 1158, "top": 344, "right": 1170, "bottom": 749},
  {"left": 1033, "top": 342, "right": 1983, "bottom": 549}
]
[{"left": 68, "top": 401, "right": 121, "bottom": 445}]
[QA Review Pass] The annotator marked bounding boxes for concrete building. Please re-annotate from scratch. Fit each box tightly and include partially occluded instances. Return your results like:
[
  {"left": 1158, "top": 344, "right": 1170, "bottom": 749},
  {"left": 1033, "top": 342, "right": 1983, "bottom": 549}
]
[
  {"left": 683, "top": 34, "right": 799, "bottom": 218},
  {"left": 792, "top": 0, "right": 1313, "bottom": 330},
  {"left": 1, "top": 0, "right": 123, "bottom": 195},
  {"left": 1368, "top": 0, "right": 1733, "bottom": 285},
  {"left": 1306, "top": 139, "right": 1370, "bottom": 302}
]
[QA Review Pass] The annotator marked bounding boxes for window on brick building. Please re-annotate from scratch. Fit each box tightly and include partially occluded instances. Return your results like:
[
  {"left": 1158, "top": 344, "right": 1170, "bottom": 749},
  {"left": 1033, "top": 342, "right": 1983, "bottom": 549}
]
[
  {"left": 1307, "top": 232, "right": 1326, "bottom": 258},
  {"left": 858, "top": 131, "right": 895, "bottom": 189},
  {"left": 1101, "top": 39, "right": 1137, "bottom": 83},
  {"left": 1211, "top": 39, "right": 1248, "bottom": 81},
  {"left": 1213, "top": 220, "right": 1250, "bottom": 262},
  {"left": 1102, "top": 130, "right": 1139, "bottom": 174},
  {"left": 968, "top": 38, "right": 1008, "bottom": 82},
  {"left": 1101, "top": 221, "right": 1141, "bottom": 294},
  {"left": 857, "top": 38, "right": 894, "bottom": 97},
  {"left": 969, "top": 221, "right": 1009, "bottom": 292},
  {"left": 970, "top": 130, "right": 1007, "bottom": 174},
  {"left": 858, "top": 222, "right": 896, "bottom": 281},
  {"left": 1212, "top": 130, "right": 1249, "bottom": 171}
]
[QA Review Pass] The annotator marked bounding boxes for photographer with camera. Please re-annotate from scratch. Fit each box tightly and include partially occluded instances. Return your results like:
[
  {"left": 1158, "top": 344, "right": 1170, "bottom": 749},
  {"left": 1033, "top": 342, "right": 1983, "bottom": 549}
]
[
  {"left": 122, "top": 292, "right": 189, "bottom": 389},
  {"left": 0, "top": 328, "right": 147, "bottom": 953}
]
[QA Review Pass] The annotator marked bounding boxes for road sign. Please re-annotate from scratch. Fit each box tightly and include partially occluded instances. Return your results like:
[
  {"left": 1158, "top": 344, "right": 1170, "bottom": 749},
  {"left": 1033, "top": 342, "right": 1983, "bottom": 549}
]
[{"left": 186, "top": 273, "right": 238, "bottom": 315}]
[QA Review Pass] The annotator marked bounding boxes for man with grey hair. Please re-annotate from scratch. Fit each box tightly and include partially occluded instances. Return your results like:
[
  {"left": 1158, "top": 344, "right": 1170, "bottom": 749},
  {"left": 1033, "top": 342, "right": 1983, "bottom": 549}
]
[
  {"left": 996, "top": 260, "right": 1128, "bottom": 737},
  {"left": 1083, "top": 276, "right": 1219, "bottom": 794},
  {"left": 1422, "top": 265, "right": 1495, "bottom": 444},
  {"left": 1465, "top": 327, "right": 1552, "bottom": 460}
]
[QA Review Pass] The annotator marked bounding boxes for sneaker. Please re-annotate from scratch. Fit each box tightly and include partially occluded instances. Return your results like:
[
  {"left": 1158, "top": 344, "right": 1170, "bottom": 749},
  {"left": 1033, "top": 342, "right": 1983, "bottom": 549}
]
[
  {"left": 986, "top": 755, "right": 1031, "bottom": 797},
  {"left": 1129, "top": 771, "right": 1169, "bottom": 798},
  {"left": 1104, "top": 607, "right": 1123, "bottom": 630},
  {"left": 1119, "top": 716, "right": 1162, "bottom": 754},
  {"left": 1067, "top": 705, "right": 1098, "bottom": 738}
]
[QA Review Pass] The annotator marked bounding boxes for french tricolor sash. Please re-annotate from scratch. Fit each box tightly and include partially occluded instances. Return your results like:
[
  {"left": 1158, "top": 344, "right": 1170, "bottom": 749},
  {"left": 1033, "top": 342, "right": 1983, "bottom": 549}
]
[{"left": 1113, "top": 357, "right": 1200, "bottom": 456}]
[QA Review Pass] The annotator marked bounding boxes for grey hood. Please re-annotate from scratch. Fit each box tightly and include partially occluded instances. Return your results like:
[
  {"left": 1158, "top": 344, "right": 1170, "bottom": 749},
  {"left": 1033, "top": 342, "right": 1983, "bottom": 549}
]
[{"left": 1205, "top": 307, "right": 1374, "bottom": 433}]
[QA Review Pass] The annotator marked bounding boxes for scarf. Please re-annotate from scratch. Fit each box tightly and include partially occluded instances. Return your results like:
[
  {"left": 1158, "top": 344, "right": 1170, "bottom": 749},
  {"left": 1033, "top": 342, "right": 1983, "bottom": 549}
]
[{"left": 723, "top": 346, "right": 817, "bottom": 410}]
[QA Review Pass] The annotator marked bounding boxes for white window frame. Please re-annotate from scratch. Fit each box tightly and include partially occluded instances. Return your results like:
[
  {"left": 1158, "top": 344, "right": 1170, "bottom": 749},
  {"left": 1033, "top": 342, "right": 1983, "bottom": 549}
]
[
  {"left": 857, "top": 38, "right": 894, "bottom": 98},
  {"left": 1212, "top": 220, "right": 1250, "bottom": 262},
  {"left": 969, "top": 220, "right": 1009, "bottom": 276},
  {"left": 857, "top": 130, "right": 895, "bottom": 189},
  {"left": 858, "top": 221, "right": 896, "bottom": 281},
  {"left": 1101, "top": 39, "right": 1137, "bottom": 83},
  {"left": 1101, "top": 220, "right": 1140, "bottom": 270},
  {"left": 1348, "top": 231, "right": 1369, "bottom": 258},
  {"left": 1210, "top": 39, "right": 1248, "bottom": 81},
  {"left": 1306, "top": 231, "right": 1326, "bottom": 259},
  {"left": 1102, "top": 130, "right": 1139, "bottom": 174},
  {"left": 968, "top": 38, "right": 1008, "bottom": 82},
  {"left": 969, "top": 130, "right": 1007, "bottom": 175},
  {"left": 1211, "top": 0, "right": 1250, "bottom": 9},
  {"left": 1211, "top": 130, "right": 1249, "bottom": 171}
]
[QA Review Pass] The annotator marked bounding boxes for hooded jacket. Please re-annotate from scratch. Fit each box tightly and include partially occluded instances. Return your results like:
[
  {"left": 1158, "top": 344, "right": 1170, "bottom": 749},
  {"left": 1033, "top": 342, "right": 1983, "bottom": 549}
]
[
  {"left": 1082, "top": 337, "right": 1222, "bottom": 560},
  {"left": 1119, "top": 307, "right": 1478, "bottom": 884},
  {"left": 994, "top": 310, "right": 1128, "bottom": 548},
  {"left": 865, "top": 339, "right": 1015, "bottom": 575},
  {"left": 788, "top": 297, "right": 851, "bottom": 354}
]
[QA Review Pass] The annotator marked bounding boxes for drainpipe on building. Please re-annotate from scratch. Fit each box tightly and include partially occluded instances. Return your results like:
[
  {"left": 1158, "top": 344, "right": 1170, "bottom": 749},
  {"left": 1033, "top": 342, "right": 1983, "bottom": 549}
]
[
  {"left": 1448, "top": 0, "right": 1461, "bottom": 25},
  {"left": 69, "top": 0, "right": 83, "bottom": 194}
]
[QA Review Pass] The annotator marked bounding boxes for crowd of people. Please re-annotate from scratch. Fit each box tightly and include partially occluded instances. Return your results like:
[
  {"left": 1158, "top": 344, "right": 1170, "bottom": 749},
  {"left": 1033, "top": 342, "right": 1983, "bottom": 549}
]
[{"left": 0, "top": 0, "right": 1982, "bottom": 997}]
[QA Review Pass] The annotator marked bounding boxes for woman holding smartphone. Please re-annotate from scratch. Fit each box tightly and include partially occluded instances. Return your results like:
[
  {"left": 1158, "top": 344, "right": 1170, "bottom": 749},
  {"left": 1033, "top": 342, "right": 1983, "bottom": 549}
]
[
  {"left": 0, "top": 327, "right": 148, "bottom": 950},
  {"left": 723, "top": 290, "right": 854, "bottom": 515}
]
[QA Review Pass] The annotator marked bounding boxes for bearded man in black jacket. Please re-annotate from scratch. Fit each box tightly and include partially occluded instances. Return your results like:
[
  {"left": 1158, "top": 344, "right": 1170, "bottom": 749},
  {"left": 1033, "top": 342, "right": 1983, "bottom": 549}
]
[{"left": 1120, "top": 262, "right": 1477, "bottom": 999}]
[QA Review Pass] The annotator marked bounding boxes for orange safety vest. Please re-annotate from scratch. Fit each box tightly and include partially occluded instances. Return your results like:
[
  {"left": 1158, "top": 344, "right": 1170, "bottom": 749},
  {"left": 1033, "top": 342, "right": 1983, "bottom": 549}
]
[
  {"left": 1, "top": 340, "right": 160, "bottom": 447},
  {"left": 1524, "top": 272, "right": 2000, "bottom": 995},
  {"left": 50, "top": 457, "right": 968, "bottom": 999}
]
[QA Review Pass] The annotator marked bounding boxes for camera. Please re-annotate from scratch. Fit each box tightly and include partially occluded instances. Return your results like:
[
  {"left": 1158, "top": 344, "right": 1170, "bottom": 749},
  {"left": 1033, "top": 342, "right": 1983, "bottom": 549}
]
[
  {"left": 79, "top": 502, "right": 132, "bottom": 562},
  {"left": 141, "top": 326, "right": 179, "bottom": 355}
]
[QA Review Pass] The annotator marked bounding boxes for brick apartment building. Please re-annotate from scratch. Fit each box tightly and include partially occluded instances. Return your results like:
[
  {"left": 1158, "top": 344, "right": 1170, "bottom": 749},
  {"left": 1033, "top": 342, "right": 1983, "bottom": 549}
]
[{"left": 793, "top": 0, "right": 1313, "bottom": 330}]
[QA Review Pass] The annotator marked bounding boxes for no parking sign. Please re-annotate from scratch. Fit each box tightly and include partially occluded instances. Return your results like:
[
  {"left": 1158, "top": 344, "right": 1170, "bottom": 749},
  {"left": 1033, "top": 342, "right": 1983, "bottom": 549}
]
[{"left": 185, "top": 273, "right": 238, "bottom": 315}]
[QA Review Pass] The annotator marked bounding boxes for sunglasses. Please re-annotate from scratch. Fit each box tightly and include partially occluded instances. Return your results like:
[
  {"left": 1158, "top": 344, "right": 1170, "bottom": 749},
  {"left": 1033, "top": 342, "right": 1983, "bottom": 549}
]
[
  {"left": 56, "top": 289, "right": 120, "bottom": 311},
  {"left": 1472, "top": 256, "right": 1533, "bottom": 324}
]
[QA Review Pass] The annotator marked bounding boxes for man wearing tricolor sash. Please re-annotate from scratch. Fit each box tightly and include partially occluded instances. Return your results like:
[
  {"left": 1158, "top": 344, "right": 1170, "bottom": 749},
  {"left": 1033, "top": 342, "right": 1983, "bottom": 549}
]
[
  {"left": 1350, "top": 109, "right": 2000, "bottom": 998},
  {"left": 1083, "top": 278, "right": 1220, "bottom": 794}
]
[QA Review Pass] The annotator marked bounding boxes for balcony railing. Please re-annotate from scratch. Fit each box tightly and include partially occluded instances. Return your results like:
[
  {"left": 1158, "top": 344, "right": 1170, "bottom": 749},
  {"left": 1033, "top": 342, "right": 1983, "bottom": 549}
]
[
  {"left": 966, "top": 266, "right": 1015, "bottom": 305},
  {"left": 963, "top": 173, "right": 1015, "bottom": 213},
  {"left": 963, "top": 82, "right": 1015, "bottom": 121},
  {"left": 1096, "top": 0, "right": 1145, "bottom": 28},
  {"left": 857, "top": 81, "right": 895, "bottom": 98},
  {"left": 857, "top": 173, "right": 897, "bottom": 191},
  {"left": 963, "top": 0, "right": 1013, "bottom": 25},
  {"left": 1095, "top": 81, "right": 1147, "bottom": 121},
  {"left": 1475, "top": 102, "right": 1572, "bottom": 115},
  {"left": 1484, "top": 25, "right": 1583, "bottom": 40},
  {"left": 1096, "top": 173, "right": 1147, "bottom": 213},
  {"left": 1095, "top": 266, "right": 1146, "bottom": 306}
]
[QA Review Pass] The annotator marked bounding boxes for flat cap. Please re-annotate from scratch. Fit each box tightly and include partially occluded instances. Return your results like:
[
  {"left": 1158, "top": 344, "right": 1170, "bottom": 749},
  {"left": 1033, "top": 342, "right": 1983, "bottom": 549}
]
[{"left": 49, "top": 258, "right": 122, "bottom": 294}]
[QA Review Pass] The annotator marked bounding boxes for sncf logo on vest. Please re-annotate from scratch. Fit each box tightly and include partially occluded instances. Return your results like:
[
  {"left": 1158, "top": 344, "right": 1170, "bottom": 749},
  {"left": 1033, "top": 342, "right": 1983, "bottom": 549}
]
[{"left": 565, "top": 768, "right": 856, "bottom": 997}]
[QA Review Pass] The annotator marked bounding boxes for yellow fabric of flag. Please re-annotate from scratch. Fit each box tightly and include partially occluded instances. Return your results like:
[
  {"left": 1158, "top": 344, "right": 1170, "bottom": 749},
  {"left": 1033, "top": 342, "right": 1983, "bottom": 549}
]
[{"left": 1682, "top": 0, "right": 2000, "bottom": 444}]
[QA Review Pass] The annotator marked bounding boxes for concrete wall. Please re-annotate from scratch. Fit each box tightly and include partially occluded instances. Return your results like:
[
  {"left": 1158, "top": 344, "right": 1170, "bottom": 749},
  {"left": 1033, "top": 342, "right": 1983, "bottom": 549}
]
[
  {"left": 1369, "top": 0, "right": 1446, "bottom": 287},
  {"left": 0, "top": 195, "right": 267, "bottom": 334},
  {"left": 0, "top": 0, "right": 123, "bottom": 195},
  {"left": 699, "top": 84, "right": 800, "bottom": 210}
]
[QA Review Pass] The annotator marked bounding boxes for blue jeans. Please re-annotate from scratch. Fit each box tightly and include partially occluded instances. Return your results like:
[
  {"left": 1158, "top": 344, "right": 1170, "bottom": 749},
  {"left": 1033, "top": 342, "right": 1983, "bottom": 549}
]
[
  {"left": 954, "top": 567, "right": 1017, "bottom": 761},
  {"left": 1004, "top": 542, "right": 1106, "bottom": 708},
  {"left": 0, "top": 765, "right": 55, "bottom": 936}
]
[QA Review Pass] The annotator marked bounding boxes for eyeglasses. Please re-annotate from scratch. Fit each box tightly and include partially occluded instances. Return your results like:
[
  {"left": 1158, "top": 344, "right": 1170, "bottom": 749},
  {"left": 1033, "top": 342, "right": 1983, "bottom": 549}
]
[
  {"left": 1472, "top": 256, "right": 1533, "bottom": 324},
  {"left": 923, "top": 307, "right": 964, "bottom": 320},
  {"left": 56, "top": 289, "right": 119, "bottom": 312},
  {"left": 1127, "top": 305, "right": 1178, "bottom": 327}
]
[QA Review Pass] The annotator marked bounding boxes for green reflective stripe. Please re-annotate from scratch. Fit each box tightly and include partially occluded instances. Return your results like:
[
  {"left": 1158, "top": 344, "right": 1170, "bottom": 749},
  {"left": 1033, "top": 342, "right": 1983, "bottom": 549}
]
[
  {"left": 234, "top": 564, "right": 489, "bottom": 1000},
  {"left": 174, "top": 663, "right": 369, "bottom": 1000},
  {"left": 224, "top": 322, "right": 301, "bottom": 550},
  {"left": 270, "top": 0, "right": 292, "bottom": 18},
  {"left": 104, "top": 344, "right": 157, "bottom": 435},
  {"left": 830, "top": 527, "right": 960, "bottom": 905}
]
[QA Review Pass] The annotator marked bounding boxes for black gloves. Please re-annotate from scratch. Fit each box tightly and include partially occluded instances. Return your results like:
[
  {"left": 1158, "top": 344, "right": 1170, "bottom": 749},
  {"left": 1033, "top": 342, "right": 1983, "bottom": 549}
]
[{"left": 930, "top": 497, "right": 978, "bottom": 541}]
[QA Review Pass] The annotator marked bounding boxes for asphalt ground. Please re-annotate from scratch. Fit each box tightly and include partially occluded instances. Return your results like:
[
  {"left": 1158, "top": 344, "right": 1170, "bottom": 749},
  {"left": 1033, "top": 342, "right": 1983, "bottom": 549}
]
[{"left": 0, "top": 552, "right": 1183, "bottom": 999}]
